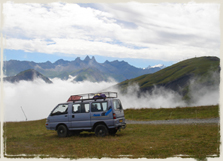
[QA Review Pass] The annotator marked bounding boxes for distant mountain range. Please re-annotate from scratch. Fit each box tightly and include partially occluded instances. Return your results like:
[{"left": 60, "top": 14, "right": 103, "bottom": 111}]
[
  {"left": 117, "top": 56, "right": 220, "bottom": 102},
  {"left": 3, "top": 56, "right": 220, "bottom": 105},
  {"left": 3, "top": 56, "right": 163, "bottom": 82}
]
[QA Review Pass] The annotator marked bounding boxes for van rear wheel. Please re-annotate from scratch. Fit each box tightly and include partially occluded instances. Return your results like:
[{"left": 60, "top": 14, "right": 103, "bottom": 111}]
[
  {"left": 94, "top": 124, "right": 108, "bottom": 137},
  {"left": 57, "top": 125, "right": 68, "bottom": 137}
]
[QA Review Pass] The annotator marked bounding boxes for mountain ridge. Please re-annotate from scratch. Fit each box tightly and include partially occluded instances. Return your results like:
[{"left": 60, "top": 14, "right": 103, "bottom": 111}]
[
  {"left": 117, "top": 56, "right": 220, "bottom": 101},
  {"left": 4, "top": 69, "right": 53, "bottom": 84},
  {"left": 3, "top": 56, "right": 163, "bottom": 82}
]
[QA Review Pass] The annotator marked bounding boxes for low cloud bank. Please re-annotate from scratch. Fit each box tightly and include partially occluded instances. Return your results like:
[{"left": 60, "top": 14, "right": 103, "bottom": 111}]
[
  {"left": 3, "top": 78, "right": 116, "bottom": 122},
  {"left": 186, "top": 71, "right": 220, "bottom": 107},
  {"left": 114, "top": 84, "right": 188, "bottom": 109},
  {"left": 3, "top": 72, "right": 219, "bottom": 121},
  {"left": 113, "top": 71, "right": 220, "bottom": 109},
  {"left": 112, "top": 82, "right": 219, "bottom": 109}
]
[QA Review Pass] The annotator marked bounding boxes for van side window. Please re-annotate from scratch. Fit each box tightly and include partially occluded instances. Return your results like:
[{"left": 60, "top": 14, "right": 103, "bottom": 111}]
[
  {"left": 101, "top": 102, "right": 107, "bottom": 111},
  {"left": 51, "top": 104, "right": 68, "bottom": 115},
  {"left": 73, "top": 103, "right": 89, "bottom": 113},
  {"left": 113, "top": 99, "right": 123, "bottom": 110},
  {"left": 83, "top": 103, "right": 90, "bottom": 113},
  {"left": 91, "top": 102, "right": 107, "bottom": 112},
  {"left": 73, "top": 104, "right": 81, "bottom": 113}
]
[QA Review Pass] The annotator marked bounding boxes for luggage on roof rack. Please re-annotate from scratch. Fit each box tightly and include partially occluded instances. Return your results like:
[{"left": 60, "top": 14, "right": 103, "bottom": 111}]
[
  {"left": 67, "top": 92, "right": 117, "bottom": 102},
  {"left": 93, "top": 93, "right": 106, "bottom": 100},
  {"left": 67, "top": 95, "right": 82, "bottom": 102}
]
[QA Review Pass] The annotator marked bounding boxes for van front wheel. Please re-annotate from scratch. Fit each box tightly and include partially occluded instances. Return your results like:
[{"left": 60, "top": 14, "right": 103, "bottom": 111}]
[
  {"left": 94, "top": 124, "right": 108, "bottom": 137},
  {"left": 57, "top": 125, "right": 68, "bottom": 137}
]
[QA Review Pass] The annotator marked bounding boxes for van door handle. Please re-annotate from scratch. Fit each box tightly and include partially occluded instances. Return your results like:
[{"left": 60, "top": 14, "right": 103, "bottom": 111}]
[
  {"left": 65, "top": 115, "right": 67, "bottom": 117},
  {"left": 72, "top": 115, "right": 75, "bottom": 118}
]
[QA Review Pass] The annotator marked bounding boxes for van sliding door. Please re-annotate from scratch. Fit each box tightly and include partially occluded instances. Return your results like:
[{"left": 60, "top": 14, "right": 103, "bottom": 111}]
[{"left": 69, "top": 103, "right": 91, "bottom": 129}]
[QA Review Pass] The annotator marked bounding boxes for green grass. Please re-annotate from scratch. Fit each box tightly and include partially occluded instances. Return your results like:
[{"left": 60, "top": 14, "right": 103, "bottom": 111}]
[
  {"left": 4, "top": 119, "right": 220, "bottom": 159},
  {"left": 124, "top": 105, "right": 219, "bottom": 121},
  {"left": 4, "top": 105, "right": 220, "bottom": 159}
]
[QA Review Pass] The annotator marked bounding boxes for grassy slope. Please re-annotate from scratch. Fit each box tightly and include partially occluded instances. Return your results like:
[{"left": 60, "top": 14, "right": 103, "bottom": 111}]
[
  {"left": 4, "top": 120, "right": 220, "bottom": 159},
  {"left": 118, "top": 56, "right": 220, "bottom": 91},
  {"left": 124, "top": 105, "right": 219, "bottom": 121},
  {"left": 4, "top": 105, "right": 220, "bottom": 159}
]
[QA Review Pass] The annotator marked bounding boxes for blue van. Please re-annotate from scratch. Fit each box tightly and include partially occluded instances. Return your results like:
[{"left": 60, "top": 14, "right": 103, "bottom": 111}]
[{"left": 45, "top": 92, "right": 126, "bottom": 137}]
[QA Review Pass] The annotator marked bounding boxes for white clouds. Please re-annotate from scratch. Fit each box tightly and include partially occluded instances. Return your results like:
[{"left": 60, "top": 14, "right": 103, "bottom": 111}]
[
  {"left": 99, "top": 2, "right": 220, "bottom": 53},
  {"left": 3, "top": 78, "right": 117, "bottom": 122},
  {"left": 2, "top": 2, "right": 220, "bottom": 61},
  {"left": 118, "top": 84, "right": 187, "bottom": 108},
  {"left": 4, "top": 74, "right": 219, "bottom": 122}
]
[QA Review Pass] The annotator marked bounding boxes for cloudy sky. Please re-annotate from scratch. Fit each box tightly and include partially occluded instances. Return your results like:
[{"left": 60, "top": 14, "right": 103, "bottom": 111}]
[{"left": 2, "top": 1, "right": 221, "bottom": 68}]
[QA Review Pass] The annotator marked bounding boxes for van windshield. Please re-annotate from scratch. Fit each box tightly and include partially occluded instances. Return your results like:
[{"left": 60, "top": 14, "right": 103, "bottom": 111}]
[{"left": 51, "top": 104, "right": 68, "bottom": 115}]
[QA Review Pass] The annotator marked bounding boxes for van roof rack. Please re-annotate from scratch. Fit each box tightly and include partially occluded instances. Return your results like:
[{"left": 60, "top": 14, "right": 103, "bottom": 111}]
[{"left": 67, "top": 92, "right": 118, "bottom": 103}]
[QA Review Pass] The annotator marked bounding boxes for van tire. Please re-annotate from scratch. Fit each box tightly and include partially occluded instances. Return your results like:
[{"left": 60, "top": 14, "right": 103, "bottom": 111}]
[
  {"left": 94, "top": 124, "right": 108, "bottom": 137},
  {"left": 57, "top": 125, "right": 68, "bottom": 137}
]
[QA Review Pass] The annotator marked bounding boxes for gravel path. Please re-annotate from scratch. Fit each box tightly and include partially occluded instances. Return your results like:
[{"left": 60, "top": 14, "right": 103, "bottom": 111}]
[{"left": 126, "top": 118, "right": 220, "bottom": 124}]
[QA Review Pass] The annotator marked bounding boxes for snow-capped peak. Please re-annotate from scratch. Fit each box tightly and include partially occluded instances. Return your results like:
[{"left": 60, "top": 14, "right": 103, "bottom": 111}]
[
  {"left": 151, "top": 64, "right": 165, "bottom": 68},
  {"left": 145, "top": 64, "right": 165, "bottom": 69}
]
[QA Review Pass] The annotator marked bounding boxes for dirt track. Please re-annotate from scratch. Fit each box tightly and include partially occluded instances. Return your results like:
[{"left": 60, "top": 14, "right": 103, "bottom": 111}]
[{"left": 126, "top": 118, "right": 220, "bottom": 124}]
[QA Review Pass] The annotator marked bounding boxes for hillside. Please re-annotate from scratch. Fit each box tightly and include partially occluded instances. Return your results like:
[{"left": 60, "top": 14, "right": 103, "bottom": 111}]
[
  {"left": 3, "top": 56, "right": 162, "bottom": 82},
  {"left": 117, "top": 56, "right": 220, "bottom": 97},
  {"left": 4, "top": 69, "right": 52, "bottom": 83}
]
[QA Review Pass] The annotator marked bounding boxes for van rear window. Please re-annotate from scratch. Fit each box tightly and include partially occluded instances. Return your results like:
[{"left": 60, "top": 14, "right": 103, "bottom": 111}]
[
  {"left": 113, "top": 99, "right": 123, "bottom": 110},
  {"left": 91, "top": 102, "right": 107, "bottom": 112}
]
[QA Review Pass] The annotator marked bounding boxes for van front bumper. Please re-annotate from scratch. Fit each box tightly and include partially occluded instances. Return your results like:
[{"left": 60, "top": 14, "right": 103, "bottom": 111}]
[
  {"left": 115, "top": 123, "right": 126, "bottom": 131},
  {"left": 45, "top": 121, "right": 55, "bottom": 130},
  {"left": 45, "top": 123, "right": 51, "bottom": 130}
]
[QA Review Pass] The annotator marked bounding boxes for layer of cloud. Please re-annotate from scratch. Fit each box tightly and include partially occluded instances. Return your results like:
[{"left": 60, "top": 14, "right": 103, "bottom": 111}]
[
  {"left": 115, "top": 83, "right": 219, "bottom": 109},
  {"left": 3, "top": 74, "right": 219, "bottom": 122},
  {"left": 3, "top": 78, "right": 117, "bottom": 122},
  {"left": 2, "top": 2, "right": 220, "bottom": 62}
]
